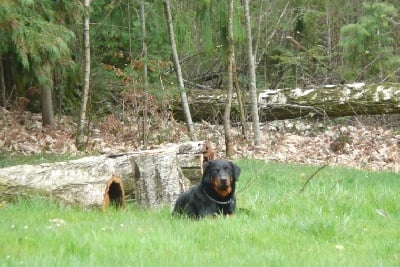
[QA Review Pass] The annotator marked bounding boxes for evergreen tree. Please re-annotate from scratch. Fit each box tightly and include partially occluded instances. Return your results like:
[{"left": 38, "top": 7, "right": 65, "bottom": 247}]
[
  {"left": 0, "top": 0, "right": 79, "bottom": 126},
  {"left": 339, "top": 2, "right": 399, "bottom": 81}
]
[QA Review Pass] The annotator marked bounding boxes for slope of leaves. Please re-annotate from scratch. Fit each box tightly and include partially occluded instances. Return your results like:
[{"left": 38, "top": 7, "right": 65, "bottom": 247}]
[{"left": 1, "top": 107, "right": 399, "bottom": 172}]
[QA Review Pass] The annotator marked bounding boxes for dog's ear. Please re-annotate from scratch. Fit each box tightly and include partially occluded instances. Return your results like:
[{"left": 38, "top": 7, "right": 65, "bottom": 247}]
[
  {"left": 231, "top": 162, "right": 241, "bottom": 181},
  {"left": 202, "top": 161, "right": 211, "bottom": 183}
]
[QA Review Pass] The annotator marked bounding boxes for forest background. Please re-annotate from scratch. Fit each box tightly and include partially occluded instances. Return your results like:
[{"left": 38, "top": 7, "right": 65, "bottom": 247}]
[{"left": 0, "top": 0, "right": 399, "bottom": 170}]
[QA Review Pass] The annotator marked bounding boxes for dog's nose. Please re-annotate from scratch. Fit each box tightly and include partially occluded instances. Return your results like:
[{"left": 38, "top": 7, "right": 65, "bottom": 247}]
[{"left": 220, "top": 176, "right": 229, "bottom": 184}]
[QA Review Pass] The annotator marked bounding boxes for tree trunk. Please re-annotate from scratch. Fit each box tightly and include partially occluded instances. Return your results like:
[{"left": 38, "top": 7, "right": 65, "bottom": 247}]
[
  {"left": 243, "top": 0, "right": 261, "bottom": 145},
  {"left": 132, "top": 151, "right": 184, "bottom": 208},
  {"left": 41, "top": 83, "right": 55, "bottom": 127},
  {"left": 163, "top": 0, "right": 196, "bottom": 141},
  {"left": 140, "top": 0, "right": 149, "bottom": 146},
  {"left": 233, "top": 58, "right": 247, "bottom": 136},
  {"left": 172, "top": 83, "right": 400, "bottom": 122},
  {"left": 0, "top": 142, "right": 204, "bottom": 209},
  {"left": 76, "top": 0, "right": 91, "bottom": 150},
  {"left": 0, "top": 54, "right": 6, "bottom": 107},
  {"left": 224, "top": 0, "right": 234, "bottom": 157}
]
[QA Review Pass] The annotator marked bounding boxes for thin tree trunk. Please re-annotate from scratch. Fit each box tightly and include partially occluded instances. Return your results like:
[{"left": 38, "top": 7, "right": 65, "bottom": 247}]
[
  {"left": 163, "top": 0, "right": 196, "bottom": 140},
  {"left": 140, "top": 0, "right": 149, "bottom": 146},
  {"left": 232, "top": 58, "right": 247, "bottom": 137},
  {"left": 243, "top": 0, "right": 261, "bottom": 145},
  {"left": 0, "top": 54, "right": 6, "bottom": 107},
  {"left": 224, "top": 0, "right": 234, "bottom": 157},
  {"left": 76, "top": 0, "right": 91, "bottom": 150},
  {"left": 325, "top": 2, "right": 332, "bottom": 62},
  {"left": 41, "top": 81, "right": 55, "bottom": 128}
]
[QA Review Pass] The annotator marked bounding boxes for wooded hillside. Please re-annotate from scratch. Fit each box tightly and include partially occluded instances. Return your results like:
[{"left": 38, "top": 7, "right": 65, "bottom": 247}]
[
  {"left": 1, "top": 1, "right": 399, "bottom": 152},
  {"left": 1, "top": 1, "right": 399, "bottom": 113}
]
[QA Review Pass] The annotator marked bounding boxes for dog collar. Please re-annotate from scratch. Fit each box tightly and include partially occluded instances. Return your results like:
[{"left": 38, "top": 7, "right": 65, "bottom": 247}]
[{"left": 202, "top": 189, "right": 234, "bottom": 205}]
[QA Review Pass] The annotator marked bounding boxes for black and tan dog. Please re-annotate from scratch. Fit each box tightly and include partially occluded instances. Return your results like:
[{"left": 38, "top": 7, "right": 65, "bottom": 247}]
[{"left": 173, "top": 159, "right": 241, "bottom": 219}]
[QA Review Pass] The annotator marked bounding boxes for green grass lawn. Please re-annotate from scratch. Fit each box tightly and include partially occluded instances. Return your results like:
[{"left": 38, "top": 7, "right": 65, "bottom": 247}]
[{"left": 1, "top": 160, "right": 399, "bottom": 267}]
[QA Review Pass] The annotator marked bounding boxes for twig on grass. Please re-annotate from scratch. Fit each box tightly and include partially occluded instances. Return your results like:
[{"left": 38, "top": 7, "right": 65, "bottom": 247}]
[
  {"left": 236, "top": 161, "right": 261, "bottom": 195},
  {"left": 299, "top": 164, "right": 328, "bottom": 193},
  {"left": 329, "top": 177, "right": 347, "bottom": 191},
  {"left": 236, "top": 177, "right": 255, "bottom": 195}
]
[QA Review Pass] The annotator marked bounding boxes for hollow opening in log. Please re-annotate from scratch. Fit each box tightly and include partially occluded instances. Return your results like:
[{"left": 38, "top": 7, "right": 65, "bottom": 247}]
[{"left": 103, "top": 175, "right": 126, "bottom": 210}]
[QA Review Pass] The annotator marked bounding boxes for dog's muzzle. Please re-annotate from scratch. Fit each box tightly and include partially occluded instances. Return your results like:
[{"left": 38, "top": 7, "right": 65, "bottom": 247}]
[{"left": 218, "top": 175, "right": 231, "bottom": 188}]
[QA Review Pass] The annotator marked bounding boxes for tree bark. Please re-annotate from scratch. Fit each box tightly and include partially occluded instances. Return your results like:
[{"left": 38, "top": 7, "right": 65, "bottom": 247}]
[
  {"left": 0, "top": 142, "right": 204, "bottom": 209},
  {"left": 224, "top": 0, "right": 234, "bottom": 157},
  {"left": 132, "top": 151, "right": 184, "bottom": 208},
  {"left": 233, "top": 58, "right": 247, "bottom": 136},
  {"left": 163, "top": 0, "right": 196, "bottom": 140},
  {"left": 76, "top": 0, "right": 91, "bottom": 150},
  {"left": 140, "top": 0, "right": 149, "bottom": 146},
  {"left": 41, "top": 82, "right": 55, "bottom": 127},
  {"left": 0, "top": 54, "right": 6, "bottom": 107},
  {"left": 243, "top": 0, "right": 261, "bottom": 145},
  {"left": 172, "top": 83, "right": 400, "bottom": 122}
]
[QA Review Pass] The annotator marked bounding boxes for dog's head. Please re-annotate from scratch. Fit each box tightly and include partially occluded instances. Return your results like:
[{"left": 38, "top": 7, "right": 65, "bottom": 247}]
[{"left": 202, "top": 160, "right": 241, "bottom": 197}]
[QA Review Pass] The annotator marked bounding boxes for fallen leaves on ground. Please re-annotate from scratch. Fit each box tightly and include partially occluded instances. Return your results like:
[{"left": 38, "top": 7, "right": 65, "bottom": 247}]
[{"left": 1, "top": 107, "right": 399, "bottom": 172}]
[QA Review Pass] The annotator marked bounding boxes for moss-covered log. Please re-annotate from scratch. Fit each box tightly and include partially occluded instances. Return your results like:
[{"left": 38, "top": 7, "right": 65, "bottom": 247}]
[{"left": 172, "top": 83, "right": 400, "bottom": 122}]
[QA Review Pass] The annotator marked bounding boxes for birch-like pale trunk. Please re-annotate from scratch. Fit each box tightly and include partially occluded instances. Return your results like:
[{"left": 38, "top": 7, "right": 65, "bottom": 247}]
[
  {"left": 243, "top": 0, "right": 261, "bottom": 145},
  {"left": 163, "top": 0, "right": 196, "bottom": 140},
  {"left": 76, "top": 0, "right": 91, "bottom": 150},
  {"left": 140, "top": 0, "right": 149, "bottom": 146}
]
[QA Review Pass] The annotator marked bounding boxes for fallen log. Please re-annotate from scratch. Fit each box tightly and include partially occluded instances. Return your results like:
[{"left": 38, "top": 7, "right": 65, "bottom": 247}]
[
  {"left": 0, "top": 141, "right": 205, "bottom": 209},
  {"left": 172, "top": 83, "right": 400, "bottom": 122},
  {"left": 103, "top": 175, "right": 126, "bottom": 210}
]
